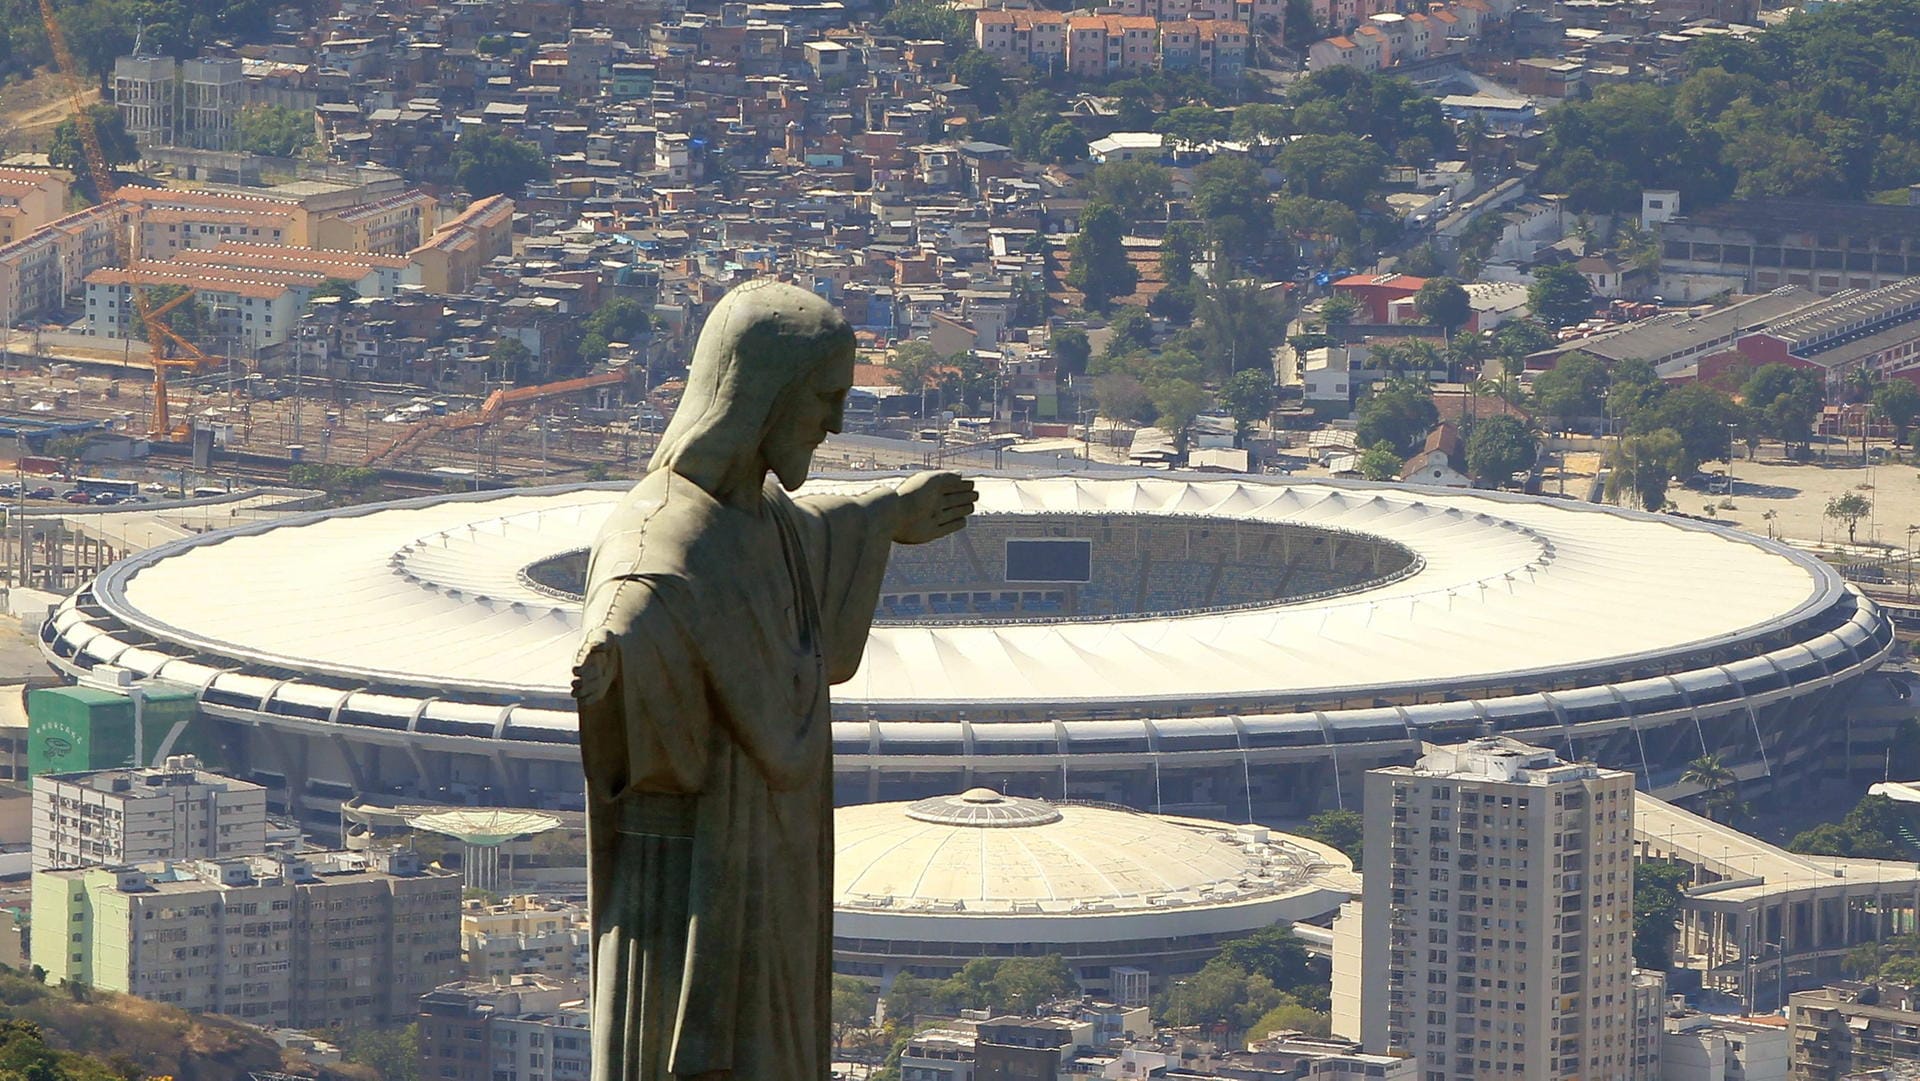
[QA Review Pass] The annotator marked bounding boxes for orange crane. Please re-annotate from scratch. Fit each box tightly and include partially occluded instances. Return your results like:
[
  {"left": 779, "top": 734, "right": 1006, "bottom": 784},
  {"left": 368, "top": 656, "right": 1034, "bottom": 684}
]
[
  {"left": 362, "top": 372, "right": 627, "bottom": 467},
  {"left": 37, "top": 0, "right": 217, "bottom": 440}
]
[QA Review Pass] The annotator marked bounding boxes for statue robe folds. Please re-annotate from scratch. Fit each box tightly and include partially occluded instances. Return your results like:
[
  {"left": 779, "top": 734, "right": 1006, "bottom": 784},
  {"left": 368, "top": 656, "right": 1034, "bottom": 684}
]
[{"left": 574, "top": 469, "right": 892, "bottom": 1081}]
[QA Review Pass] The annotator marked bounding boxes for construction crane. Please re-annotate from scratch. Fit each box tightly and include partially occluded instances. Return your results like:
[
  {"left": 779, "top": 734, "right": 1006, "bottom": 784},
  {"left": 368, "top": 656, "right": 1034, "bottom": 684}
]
[
  {"left": 37, "top": 0, "right": 218, "bottom": 440},
  {"left": 363, "top": 372, "right": 627, "bottom": 467}
]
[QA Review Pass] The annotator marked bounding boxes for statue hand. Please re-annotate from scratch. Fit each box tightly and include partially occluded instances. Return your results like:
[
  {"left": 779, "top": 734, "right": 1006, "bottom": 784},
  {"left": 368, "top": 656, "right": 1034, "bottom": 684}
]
[{"left": 892, "top": 471, "right": 976, "bottom": 544}]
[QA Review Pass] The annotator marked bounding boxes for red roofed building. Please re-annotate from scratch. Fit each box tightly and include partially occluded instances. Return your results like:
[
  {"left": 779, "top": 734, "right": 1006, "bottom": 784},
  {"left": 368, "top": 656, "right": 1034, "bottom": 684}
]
[{"left": 1332, "top": 272, "right": 1429, "bottom": 324}]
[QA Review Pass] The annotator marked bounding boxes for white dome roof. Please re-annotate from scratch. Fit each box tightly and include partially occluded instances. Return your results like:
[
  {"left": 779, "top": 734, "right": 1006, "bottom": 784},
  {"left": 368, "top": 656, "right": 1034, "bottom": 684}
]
[{"left": 834, "top": 793, "right": 1352, "bottom": 916}]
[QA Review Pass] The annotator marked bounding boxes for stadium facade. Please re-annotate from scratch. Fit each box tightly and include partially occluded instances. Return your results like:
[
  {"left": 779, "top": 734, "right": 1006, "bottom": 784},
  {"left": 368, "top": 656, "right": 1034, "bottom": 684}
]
[{"left": 37, "top": 476, "right": 1893, "bottom": 833}]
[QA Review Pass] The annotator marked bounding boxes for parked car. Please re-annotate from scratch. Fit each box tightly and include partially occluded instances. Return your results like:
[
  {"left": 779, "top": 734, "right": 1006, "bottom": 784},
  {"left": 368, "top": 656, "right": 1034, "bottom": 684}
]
[
  {"left": 91, "top": 492, "right": 121, "bottom": 505},
  {"left": 64, "top": 492, "right": 91, "bottom": 504},
  {"left": 28, "top": 486, "right": 54, "bottom": 499}
]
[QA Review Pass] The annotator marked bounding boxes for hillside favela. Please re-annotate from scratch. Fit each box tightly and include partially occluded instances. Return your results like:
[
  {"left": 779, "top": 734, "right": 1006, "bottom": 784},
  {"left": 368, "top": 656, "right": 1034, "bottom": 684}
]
[{"left": 10, "top": 0, "right": 1920, "bottom": 1077}]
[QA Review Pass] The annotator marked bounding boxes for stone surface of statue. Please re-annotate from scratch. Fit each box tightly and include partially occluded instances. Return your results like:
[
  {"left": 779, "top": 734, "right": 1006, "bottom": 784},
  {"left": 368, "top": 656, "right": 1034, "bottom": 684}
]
[{"left": 573, "top": 279, "right": 976, "bottom": 1081}]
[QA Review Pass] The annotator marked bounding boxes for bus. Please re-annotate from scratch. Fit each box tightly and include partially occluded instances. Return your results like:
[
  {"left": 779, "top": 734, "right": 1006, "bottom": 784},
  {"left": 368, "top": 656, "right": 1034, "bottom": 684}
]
[{"left": 75, "top": 477, "right": 138, "bottom": 497}]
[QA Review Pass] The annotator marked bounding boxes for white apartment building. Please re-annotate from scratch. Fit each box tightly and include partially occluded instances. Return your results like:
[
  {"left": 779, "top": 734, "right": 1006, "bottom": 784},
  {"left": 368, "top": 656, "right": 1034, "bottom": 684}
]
[
  {"left": 32, "top": 848, "right": 461, "bottom": 1029},
  {"left": 461, "top": 894, "right": 590, "bottom": 987},
  {"left": 32, "top": 755, "right": 268, "bottom": 872},
  {"left": 1350, "top": 737, "right": 1638, "bottom": 1081}
]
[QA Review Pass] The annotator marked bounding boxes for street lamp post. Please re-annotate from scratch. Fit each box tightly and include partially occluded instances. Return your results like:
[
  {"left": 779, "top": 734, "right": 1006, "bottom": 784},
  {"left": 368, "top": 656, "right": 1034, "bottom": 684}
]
[{"left": 1906, "top": 524, "right": 1918, "bottom": 601}]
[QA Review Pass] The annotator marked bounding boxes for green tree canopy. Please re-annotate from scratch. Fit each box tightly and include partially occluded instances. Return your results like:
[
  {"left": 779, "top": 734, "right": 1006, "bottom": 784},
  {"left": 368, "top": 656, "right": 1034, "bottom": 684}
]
[
  {"left": 1606, "top": 427, "right": 1686, "bottom": 511},
  {"left": 1741, "top": 363, "right": 1824, "bottom": 450},
  {"left": 1221, "top": 368, "right": 1276, "bottom": 445},
  {"left": 1276, "top": 134, "right": 1388, "bottom": 207},
  {"left": 1355, "top": 377, "right": 1438, "bottom": 456},
  {"left": 1301, "top": 808, "right": 1363, "bottom": 867},
  {"left": 1626, "top": 383, "right": 1745, "bottom": 473},
  {"left": 1527, "top": 264, "right": 1595, "bottom": 329},
  {"left": 1158, "top": 961, "right": 1287, "bottom": 1036},
  {"left": 1155, "top": 105, "right": 1230, "bottom": 149},
  {"left": 1192, "top": 157, "right": 1273, "bottom": 267},
  {"left": 450, "top": 128, "right": 551, "bottom": 198},
  {"left": 1875, "top": 379, "right": 1920, "bottom": 439},
  {"left": 1357, "top": 441, "right": 1402, "bottom": 480},
  {"left": 878, "top": 0, "right": 971, "bottom": 42},
  {"left": 1825, "top": 491, "right": 1872, "bottom": 543},
  {"left": 1087, "top": 160, "right": 1174, "bottom": 224},
  {"left": 1531, "top": 352, "right": 1610, "bottom": 419},
  {"left": 1050, "top": 326, "right": 1092, "bottom": 381},
  {"left": 1413, "top": 277, "right": 1471, "bottom": 333},
  {"left": 49, "top": 103, "right": 137, "bottom": 180},
  {"left": 1067, "top": 202, "right": 1137, "bottom": 311},
  {"left": 1197, "top": 277, "right": 1288, "bottom": 376},
  {"left": 1790, "top": 795, "right": 1912, "bottom": 860},
  {"left": 1214, "top": 926, "right": 1328, "bottom": 1009},
  {"left": 1465, "top": 414, "right": 1538, "bottom": 487},
  {"left": 1633, "top": 859, "right": 1691, "bottom": 970},
  {"left": 237, "top": 103, "right": 316, "bottom": 157}
]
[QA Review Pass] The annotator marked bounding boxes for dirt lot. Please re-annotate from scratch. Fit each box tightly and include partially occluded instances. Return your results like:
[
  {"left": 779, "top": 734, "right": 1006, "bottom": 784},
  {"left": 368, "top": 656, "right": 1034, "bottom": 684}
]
[
  {"left": 1684, "top": 445, "right": 1916, "bottom": 550},
  {"left": 0, "top": 69, "right": 95, "bottom": 151}
]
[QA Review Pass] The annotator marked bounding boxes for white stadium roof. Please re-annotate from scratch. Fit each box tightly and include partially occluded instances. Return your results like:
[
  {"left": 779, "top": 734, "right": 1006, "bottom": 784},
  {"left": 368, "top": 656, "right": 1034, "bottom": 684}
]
[{"left": 73, "top": 476, "right": 1835, "bottom": 717}]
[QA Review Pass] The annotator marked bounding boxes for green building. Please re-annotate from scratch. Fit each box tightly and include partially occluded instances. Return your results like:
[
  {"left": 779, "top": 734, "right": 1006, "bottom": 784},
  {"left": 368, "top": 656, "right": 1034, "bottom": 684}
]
[{"left": 25, "top": 686, "right": 211, "bottom": 786}]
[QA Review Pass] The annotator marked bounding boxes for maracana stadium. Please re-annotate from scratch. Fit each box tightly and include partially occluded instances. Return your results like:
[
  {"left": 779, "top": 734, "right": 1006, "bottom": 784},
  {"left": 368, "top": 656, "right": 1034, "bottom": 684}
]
[{"left": 37, "top": 475, "right": 1893, "bottom": 833}]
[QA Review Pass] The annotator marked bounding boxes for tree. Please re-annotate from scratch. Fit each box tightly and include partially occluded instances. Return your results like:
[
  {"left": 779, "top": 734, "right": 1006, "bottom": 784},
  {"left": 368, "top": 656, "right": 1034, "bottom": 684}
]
[
  {"left": 1742, "top": 363, "right": 1824, "bottom": 452},
  {"left": 1628, "top": 383, "right": 1744, "bottom": 473},
  {"left": 1149, "top": 377, "right": 1209, "bottom": 450},
  {"left": 1826, "top": 492, "right": 1872, "bottom": 544},
  {"left": 1527, "top": 264, "right": 1595, "bottom": 329},
  {"left": 1192, "top": 157, "right": 1272, "bottom": 267},
  {"left": 1248, "top": 1002, "right": 1332, "bottom": 1040},
  {"left": 139, "top": 284, "right": 211, "bottom": 348},
  {"left": 48, "top": 104, "right": 137, "bottom": 181},
  {"left": 1160, "top": 223, "right": 1204, "bottom": 289},
  {"left": 1633, "top": 859, "right": 1691, "bottom": 970},
  {"left": 1037, "top": 122, "right": 1084, "bottom": 165},
  {"left": 341, "top": 1023, "right": 421, "bottom": 1081},
  {"left": 1355, "top": 378, "right": 1437, "bottom": 456},
  {"left": 1051, "top": 327, "right": 1092, "bottom": 382},
  {"left": 311, "top": 277, "right": 361, "bottom": 302},
  {"left": 1357, "top": 441, "right": 1403, "bottom": 481},
  {"left": 1413, "top": 277, "right": 1471, "bottom": 334},
  {"left": 1874, "top": 379, "right": 1920, "bottom": 440},
  {"left": 1232, "top": 103, "right": 1294, "bottom": 144},
  {"left": 1155, "top": 105, "right": 1229, "bottom": 150},
  {"left": 1531, "top": 352, "right": 1610, "bottom": 420},
  {"left": 1158, "top": 961, "right": 1286, "bottom": 1036},
  {"left": 237, "top": 103, "right": 316, "bottom": 157},
  {"left": 1301, "top": 808, "right": 1364, "bottom": 867},
  {"left": 1320, "top": 293, "right": 1362, "bottom": 327},
  {"left": 1067, "top": 203, "right": 1137, "bottom": 311},
  {"left": 1465, "top": 415, "right": 1538, "bottom": 487},
  {"left": 1214, "top": 927, "right": 1327, "bottom": 1008},
  {"left": 1092, "top": 373, "right": 1151, "bottom": 424},
  {"left": 988, "top": 956, "right": 1075, "bottom": 1014},
  {"left": 1101, "top": 306, "right": 1155, "bottom": 362},
  {"left": 1198, "top": 278, "right": 1287, "bottom": 376},
  {"left": 489, "top": 336, "right": 532, "bottom": 382},
  {"left": 1272, "top": 195, "right": 1358, "bottom": 266},
  {"left": 1221, "top": 369, "right": 1276, "bottom": 446},
  {"left": 1276, "top": 134, "right": 1388, "bottom": 208},
  {"left": 1790, "top": 795, "right": 1912, "bottom": 860},
  {"left": 1087, "top": 161, "right": 1174, "bottom": 224},
  {"left": 877, "top": 0, "right": 971, "bottom": 42},
  {"left": 450, "top": 128, "right": 551, "bottom": 198},
  {"left": 1606, "top": 428, "right": 1686, "bottom": 511},
  {"left": 889, "top": 340, "right": 945, "bottom": 415},
  {"left": 951, "top": 49, "right": 1004, "bottom": 105},
  {"left": 831, "top": 976, "right": 873, "bottom": 1052},
  {"left": 1681, "top": 753, "right": 1741, "bottom": 823}
]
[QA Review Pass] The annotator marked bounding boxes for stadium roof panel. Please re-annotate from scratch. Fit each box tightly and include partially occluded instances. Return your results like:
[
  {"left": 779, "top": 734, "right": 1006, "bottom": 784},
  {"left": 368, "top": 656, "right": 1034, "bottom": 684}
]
[{"left": 74, "top": 477, "right": 1837, "bottom": 720}]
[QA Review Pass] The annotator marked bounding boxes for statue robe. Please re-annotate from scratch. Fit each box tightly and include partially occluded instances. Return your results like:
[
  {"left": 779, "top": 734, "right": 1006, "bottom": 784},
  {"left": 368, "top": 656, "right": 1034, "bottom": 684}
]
[{"left": 573, "top": 469, "right": 892, "bottom": 1081}]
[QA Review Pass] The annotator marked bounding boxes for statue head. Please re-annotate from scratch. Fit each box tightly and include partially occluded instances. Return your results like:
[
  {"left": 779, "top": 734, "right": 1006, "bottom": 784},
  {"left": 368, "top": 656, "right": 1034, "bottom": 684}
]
[{"left": 651, "top": 280, "right": 856, "bottom": 495}]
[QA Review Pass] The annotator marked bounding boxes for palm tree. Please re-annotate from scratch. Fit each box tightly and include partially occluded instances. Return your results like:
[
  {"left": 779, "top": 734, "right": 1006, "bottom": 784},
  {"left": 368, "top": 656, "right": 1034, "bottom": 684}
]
[{"left": 1682, "top": 753, "right": 1741, "bottom": 822}]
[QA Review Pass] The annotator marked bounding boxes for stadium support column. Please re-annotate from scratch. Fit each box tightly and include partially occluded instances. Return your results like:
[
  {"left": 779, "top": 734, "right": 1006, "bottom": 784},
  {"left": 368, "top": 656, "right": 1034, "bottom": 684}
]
[
  {"left": 490, "top": 750, "right": 530, "bottom": 805},
  {"left": 262, "top": 723, "right": 311, "bottom": 822}
]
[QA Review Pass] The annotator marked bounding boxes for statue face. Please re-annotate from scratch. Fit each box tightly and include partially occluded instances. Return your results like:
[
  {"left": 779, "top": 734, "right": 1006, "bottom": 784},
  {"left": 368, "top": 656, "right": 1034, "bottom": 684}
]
[{"left": 762, "top": 347, "right": 855, "bottom": 490}]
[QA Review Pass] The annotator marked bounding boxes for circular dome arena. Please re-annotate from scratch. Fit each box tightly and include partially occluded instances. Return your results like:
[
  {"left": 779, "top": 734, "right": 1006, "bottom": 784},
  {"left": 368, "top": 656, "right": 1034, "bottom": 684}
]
[
  {"left": 832, "top": 789, "right": 1358, "bottom": 993},
  {"left": 37, "top": 475, "right": 1891, "bottom": 829}
]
